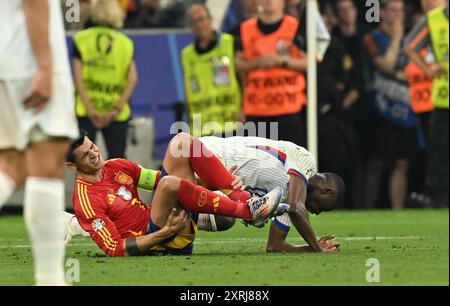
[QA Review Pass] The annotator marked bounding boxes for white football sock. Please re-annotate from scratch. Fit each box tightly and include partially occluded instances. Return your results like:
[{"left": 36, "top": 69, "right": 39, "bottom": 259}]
[
  {"left": 0, "top": 170, "right": 16, "bottom": 210},
  {"left": 24, "top": 178, "right": 66, "bottom": 285}
]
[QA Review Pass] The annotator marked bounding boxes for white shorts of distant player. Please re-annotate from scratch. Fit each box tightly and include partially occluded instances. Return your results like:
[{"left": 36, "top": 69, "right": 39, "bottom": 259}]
[{"left": 0, "top": 74, "right": 79, "bottom": 150}]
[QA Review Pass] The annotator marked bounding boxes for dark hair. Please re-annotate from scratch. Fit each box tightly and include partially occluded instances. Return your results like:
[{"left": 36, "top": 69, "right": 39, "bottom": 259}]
[
  {"left": 187, "top": 4, "right": 212, "bottom": 18},
  {"left": 324, "top": 173, "right": 346, "bottom": 209},
  {"left": 381, "top": 0, "right": 404, "bottom": 9},
  {"left": 66, "top": 131, "right": 87, "bottom": 163}
]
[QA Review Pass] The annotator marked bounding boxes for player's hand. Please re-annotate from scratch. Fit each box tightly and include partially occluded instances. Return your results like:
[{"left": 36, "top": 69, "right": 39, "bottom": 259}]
[
  {"left": 23, "top": 68, "right": 52, "bottom": 113},
  {"left": 164, "top": 209, "right": 189, "bottom": 235},
  {"left": 318, "top": 235, "right": 340, "bottom": 252},
  {"left": 229, "top": 165, "right": 246, "bottom": 191}
]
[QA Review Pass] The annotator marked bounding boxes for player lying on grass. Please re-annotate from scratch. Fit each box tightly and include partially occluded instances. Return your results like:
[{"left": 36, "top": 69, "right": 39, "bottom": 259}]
[
  {"left": 65, "top": 134, "right": 283, "bottom": 257},
  {"left": 66, "top": 133, "right": 342, "bottom": 253},
  {"left": 169, "top": 134, "right": 344, "bottom": 253}
]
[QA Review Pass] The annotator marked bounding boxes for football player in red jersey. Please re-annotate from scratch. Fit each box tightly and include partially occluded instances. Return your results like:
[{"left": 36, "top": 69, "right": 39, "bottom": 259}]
[{"left": 66, "top": 134, "right": 283, "bottom": 256}]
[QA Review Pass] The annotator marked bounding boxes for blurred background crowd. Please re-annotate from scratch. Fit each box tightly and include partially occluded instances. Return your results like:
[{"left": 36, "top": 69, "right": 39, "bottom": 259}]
[{"left": 60, "top": 0, "right": 449, "bottom": 211}]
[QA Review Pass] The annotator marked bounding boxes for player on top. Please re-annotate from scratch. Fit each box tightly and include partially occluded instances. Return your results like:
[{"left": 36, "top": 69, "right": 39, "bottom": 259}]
[
  {"left": 65, "top": 133, "right": 343, "bottom": 253},
  {"left": 166, "top": 134, "right": 344, "bottom": 253},
  {"left": 65, "top": 134, "right": 283, "bottom": 256}
]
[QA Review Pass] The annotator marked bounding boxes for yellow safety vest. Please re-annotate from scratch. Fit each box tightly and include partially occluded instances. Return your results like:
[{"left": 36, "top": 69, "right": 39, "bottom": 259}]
[
  {"left": 182, "top": 33, "right": 242, "bottom": 137},
  {"left": 74, "top": 26, "right": 134, "bottom": 121},
  {"left": 428, "top": 6, "right": 449, "bottom": 109}
]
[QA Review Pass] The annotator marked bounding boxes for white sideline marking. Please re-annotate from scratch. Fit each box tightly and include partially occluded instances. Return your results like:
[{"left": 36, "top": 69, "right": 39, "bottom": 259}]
[{"left": 0, "top": 236, "right": 424, "bottom": 250}]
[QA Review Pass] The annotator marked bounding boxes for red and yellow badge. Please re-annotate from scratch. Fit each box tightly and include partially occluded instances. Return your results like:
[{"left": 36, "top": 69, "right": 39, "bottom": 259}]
[{"left": 115, "top": 171, "right": 133, "bottom": 186}]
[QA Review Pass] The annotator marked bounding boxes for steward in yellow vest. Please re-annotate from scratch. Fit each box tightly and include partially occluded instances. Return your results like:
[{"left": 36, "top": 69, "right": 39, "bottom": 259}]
[
  {"left": 405, "top": 2, "right": 449, "bottom": 207},
  {"left": 72, "top": 0, "right": 138, "bottom": 158},
  {"left": 183, "top": 5, "right": 241, "bottom": 137}
]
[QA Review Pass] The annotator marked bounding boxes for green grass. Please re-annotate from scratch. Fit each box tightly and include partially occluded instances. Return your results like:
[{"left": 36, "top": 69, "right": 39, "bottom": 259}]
[{"left": 0, "top": 209, "right": 448, "bottom": 286}]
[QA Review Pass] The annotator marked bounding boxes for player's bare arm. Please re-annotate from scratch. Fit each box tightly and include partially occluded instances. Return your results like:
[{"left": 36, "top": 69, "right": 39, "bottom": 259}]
[
  {"left": 278, "top": 175, "right": 338, "bottom": 253},
  {"left": 123, "top": 209, "right": 189, "bottom": 257},
  {"left": 266, "top": 222, "right": 339, "bottom": 253},
  {"left": 22, "top": 0, "right": 52, "bottom": 113}
]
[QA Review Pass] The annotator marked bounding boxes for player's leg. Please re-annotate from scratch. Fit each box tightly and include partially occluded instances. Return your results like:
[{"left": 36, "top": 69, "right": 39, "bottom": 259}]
[
  {"left": 0, "top": 82, "right": 27, "bottom": 209},
  {"left": 197, "top": 214, "right": 236, "bottom": 232},
  {"left": 151, "top": 176, "right": 282, "bottom": 227},
  {"left": 0, "top": 150, "right": 27, "bottom": 209},
  {"left": 24, "top": 137, "right": 71, "bottom": 285},
  {"left": 164, "top": 133, "right": 251, "bottom": 203}
]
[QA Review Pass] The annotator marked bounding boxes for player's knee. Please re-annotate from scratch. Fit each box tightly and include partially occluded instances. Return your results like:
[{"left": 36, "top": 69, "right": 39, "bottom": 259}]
[
  {"left": 158, "top": 176, "right": 180, "bottom": 194},
  {"left": 168, "top": 132, "right": 193, "bottom": 159},
  {"left": 0, "top": 154, "right": 27, "bottom": 186},
  {"left": 215, "top": 216, "right": 236, "bottom": 231},
  {"left": 172, "top": 132, "right": 193, "bottom": 147}
]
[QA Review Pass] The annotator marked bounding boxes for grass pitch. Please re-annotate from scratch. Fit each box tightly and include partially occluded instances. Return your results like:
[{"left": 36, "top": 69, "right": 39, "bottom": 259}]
[{"left": 0, "top": 209, "right": 448, "bottom": 286}]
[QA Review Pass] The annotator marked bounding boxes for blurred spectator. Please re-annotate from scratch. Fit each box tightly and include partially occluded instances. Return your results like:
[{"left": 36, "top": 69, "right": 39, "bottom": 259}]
[
  {"left": 225, "top": 0, "right": 262, "bottom": 34},
  {"left": 316, "top": 2, "right": 361, "bottom": 209},
  {"left": 405, "top": 0, "right": 449, "bottom": 208},
  {"left": 363, "top": 0, "right": 415, "bottom": 210},
  {"left": 181, "top": 5, "right": 242, "bottom": 137},
  {"left": 285, "top": 0, "right": 303, "bottom": 19},
  {"left": 235, "top": 0, "right": 308, "bottom": 145},
  {"left": 72, "top": 0, "right": 138, "bottom": 159},
  {"left": 124, "top": 0, "right": 186, "bottom": 28},
  {"left": 332, "top": 0, "right": 369, "bottom": 208},
  {"left": 403, "top": 4, "right": 435, "bottom": 199}
]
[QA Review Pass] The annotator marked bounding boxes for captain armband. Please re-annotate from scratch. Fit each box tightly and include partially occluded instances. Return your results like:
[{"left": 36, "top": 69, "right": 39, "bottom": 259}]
[{"left": 138, "top": 168, "right": 161, "bottom": 191}]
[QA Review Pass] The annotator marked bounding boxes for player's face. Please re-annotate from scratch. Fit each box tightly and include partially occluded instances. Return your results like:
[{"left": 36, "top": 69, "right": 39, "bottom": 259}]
[
  {"left": 306, "top": 175, "right": 335, "bottom": 215},
  {"left": 73, "top": 137, "right": 104, "bottom": 174}
]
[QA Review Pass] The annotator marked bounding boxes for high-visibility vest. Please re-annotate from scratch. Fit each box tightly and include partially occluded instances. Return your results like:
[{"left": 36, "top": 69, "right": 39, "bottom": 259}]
[
  {"left": 241, "top": 16, "right": 307, "bottom": 117},
  {"left": 182, "top": 33, "right": 242, "bottom": 137},
  {"left": 405, "top": 48, "right": 434, "bottom": 114},
  {"left": 428, "top": 6, "right": 449, "bottom": 109},
  {"left": 74, "top": 26, "right": 134, "bottom": 122}
]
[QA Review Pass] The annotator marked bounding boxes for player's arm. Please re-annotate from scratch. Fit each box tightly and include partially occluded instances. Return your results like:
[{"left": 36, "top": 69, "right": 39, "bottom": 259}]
[
  {"left": 285, "top": 175, "right": 324, "bottom": 252},
  {"left": 137, "top": 167, "right": 162, "bottom": 191},
  {"left": 267, "top": 222, "right": 338, "bottom": 253},
  {"left": 266, "top": 221, "right": 315, "bottom": 253},
  {"left": 22, "top": 0, "right": 52, "bottom": 112},
  {"left": 123, "top": 210, "right": 189, "bottom": 257},
  {"left": 75, "top": 203, "right": 127, "bottom": 257}
]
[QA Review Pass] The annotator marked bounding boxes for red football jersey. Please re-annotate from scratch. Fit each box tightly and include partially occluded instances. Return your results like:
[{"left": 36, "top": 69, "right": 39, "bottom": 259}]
[{"left": 73, "top": 159, "right": 154, "bottom": 257}]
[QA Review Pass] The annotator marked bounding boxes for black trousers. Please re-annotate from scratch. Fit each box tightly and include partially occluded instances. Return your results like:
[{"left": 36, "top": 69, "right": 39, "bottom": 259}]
[
  {"left": 245, "top": 112, "right": 307, "bottom": 147},
  {"left": 78, "top": 117, "right": 129, "bottom": 159},
  {"left": 425, "top": 108, "right": 449, "bottom": 206}
]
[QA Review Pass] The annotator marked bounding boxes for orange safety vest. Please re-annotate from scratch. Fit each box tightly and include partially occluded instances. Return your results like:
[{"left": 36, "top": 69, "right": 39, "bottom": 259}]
[
  {"left": 404, "top": 48, "right": 434, "bottom": 114},
  {"left": 241, "top": 16, "right": 307, "bottom": 117}
]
